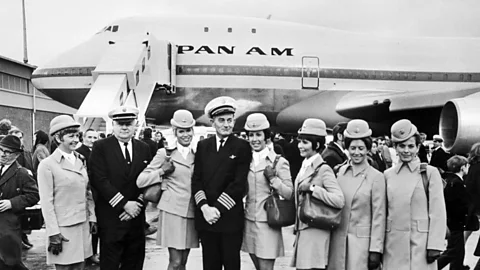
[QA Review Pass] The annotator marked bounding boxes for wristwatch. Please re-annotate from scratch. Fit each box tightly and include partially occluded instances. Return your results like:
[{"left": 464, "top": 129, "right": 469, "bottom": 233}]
[{"left": 309, "top": 184, "right": 315, "bottom": 192}]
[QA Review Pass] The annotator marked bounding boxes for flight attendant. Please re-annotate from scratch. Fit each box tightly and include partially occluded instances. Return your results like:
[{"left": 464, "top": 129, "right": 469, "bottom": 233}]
[
  {"left": 383, "top": 119, "right": 446, "bottom": 270},
  {"left": 137, "top": 109, "right": 199, "bottom": 270},
  {"left": 241, "top": 113, "right": 293, "bottom": 270},
  {"left": 89, "top": 106, "right": 152, "bottom": 270},
  {"left": 328, "top": 120, "right": 386, "bottom": 270},
  {"left": 191, "top": 96, "right": 252, "bottom": 270}
]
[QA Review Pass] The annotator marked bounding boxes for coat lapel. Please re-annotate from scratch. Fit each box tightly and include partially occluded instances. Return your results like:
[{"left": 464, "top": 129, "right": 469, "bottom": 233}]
[
  {"left": 0, "top": 162, "right": 20, "bottom": 187},
  {"left": 296, "top": 155, "right": 325, "bottom": 184},
  {"left": 171, "top": 149, "right": 194, "bottom": 168}
]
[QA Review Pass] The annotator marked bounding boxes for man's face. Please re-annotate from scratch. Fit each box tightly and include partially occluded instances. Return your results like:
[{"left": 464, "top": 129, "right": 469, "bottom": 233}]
[
  {"left": 420, "top": 135, "right": 427, "bottom": 143},
  {"left": 11, "top": 131, "right": 24, "bottom": 146},
  {"left": 211, "top": 114, "right": 235, "bottom": 138},
  {"left": 83, "top": 130, "right": 99, "bottom": 147},
  {"left": 433, "top": 139, "right": 442, "bottom": 148},
  {"left": 0, "top": 146, "right": 20, "bottom": 165},
  {"left": 112, "top": 119, "right": 137, "bottom": 141}
]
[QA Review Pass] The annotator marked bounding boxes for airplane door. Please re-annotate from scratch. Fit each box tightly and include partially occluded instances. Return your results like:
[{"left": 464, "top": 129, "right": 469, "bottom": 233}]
[{"left": 302, "top": 56, "right": 319, "bottom": 89}]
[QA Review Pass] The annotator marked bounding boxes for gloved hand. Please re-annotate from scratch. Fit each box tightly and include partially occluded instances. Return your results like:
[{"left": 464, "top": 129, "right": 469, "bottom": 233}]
[
  {"left": 426, "top": 249, "right": 441, "bottom": 264},
  {"left": 90, "top": 222, "right": 98, "bottom": 235},
  {"left": 48, "top": 233, "right": 69, "bottom": 255},
  {"left": 368, "top": 252, "right": 382, "bottom": 270},
  {"left": 263, "top": 165, "right": 276, "bottom": 181},
  {"left": 160, "top": 156, "right": 175, "bottom": 175}
]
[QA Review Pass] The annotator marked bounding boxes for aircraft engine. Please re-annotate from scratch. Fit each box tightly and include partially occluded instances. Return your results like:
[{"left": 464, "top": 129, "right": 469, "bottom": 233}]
[{"left": 439, "top": 92, "right": 480, "bottom": 154}]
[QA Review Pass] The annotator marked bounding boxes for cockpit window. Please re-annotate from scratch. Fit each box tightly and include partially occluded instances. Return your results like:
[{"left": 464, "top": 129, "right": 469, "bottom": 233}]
[
  {"left": 112, "top": 25, "right": 119, "bottom": 32},
  {"left": 95, "top": 25, "right": 119, "bottom": 34}
]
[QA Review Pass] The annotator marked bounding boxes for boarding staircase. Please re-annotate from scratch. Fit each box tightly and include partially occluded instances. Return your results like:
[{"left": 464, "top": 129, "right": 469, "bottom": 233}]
[{"left": 74, "top": 33, "right": 177, "bottom": 134}]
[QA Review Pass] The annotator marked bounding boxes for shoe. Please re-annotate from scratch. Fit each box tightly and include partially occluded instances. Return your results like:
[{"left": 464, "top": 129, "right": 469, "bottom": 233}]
[
  {"left": 89, "top": 254, "right": 100, "bottom": 264},
  {"left": 22, "top": 241, "right": 32, "bottom": 250},
  {"left": 21, "top": 234, "right": 33, "bottom": 248},
  {"left": 463, "top": 266, "right": 470, "bottom": 270},
  {"left": 144, "top": 226, "right": 157, "bottom": 236}
]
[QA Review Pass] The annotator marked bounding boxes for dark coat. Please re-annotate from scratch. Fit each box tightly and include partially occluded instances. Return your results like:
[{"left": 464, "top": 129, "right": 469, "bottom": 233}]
[
  {"left": 284, "top": 139, "right": 302, "bottom": 180},
  {"left": 142, "top": 138, "right": 158, "bottom": 159},
  {"left": 89, "top": 136, "right": 152, "bottom": 231},
  {"left": 0, "top": 161, "right": 39, "bottom": 266},
  {"left": 418, "top": 143, "right": 429, "bottom": 163},
  {"left": 16, "top": 149, "right": 34, "bottom": 175},
  {"left": 75, "top": 144, "right": 92, "bottom": 166},
  {"left": 430, "top": 147, "right": 452, "bottom": 173},
  {"left": 191, "top": 135, "right": 251, "bottom": 232},
  {"left": 321, "top": 141, "right": 348, "bottom": 170},
  {"left": 466, "top": 163, "right": 480, "bottom": 211},
  {"left": 444, "top": 173, "right": 470, "bottom": 230}
]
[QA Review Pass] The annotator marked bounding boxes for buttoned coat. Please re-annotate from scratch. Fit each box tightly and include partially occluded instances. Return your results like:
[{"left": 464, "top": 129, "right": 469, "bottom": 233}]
[
  {"left": 383, "top": 159, "right": 447, "bottom": 270},
  {"left": 0, "top": 161, "right": 39, "bottom": 266},
  {"left": 328, "top": 163, "right": 386, "bottom": 270},
  {"left": 244, "top": 150, "right": 293, "bottom": 222},
  {"left": 137, "top": 147, "right": 195, "bottom": 218},
  {"left": 191, "top": 135, "right": 252, "bottom": 232},
  {"left": 292, "top": 155, "right": 345, "bottom": 267},
  {"left": 37, "top": 149, "right": 96, "bottom": 237}
]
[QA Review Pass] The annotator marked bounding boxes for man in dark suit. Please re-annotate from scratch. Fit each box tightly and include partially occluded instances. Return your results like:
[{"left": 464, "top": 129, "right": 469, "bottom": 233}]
[
  {"left": 141, "top": 127, "right": 158, "bottom": 158},
  {"left": 430, "top": 134, "right": 452, "bottom": 175},
  {"left": 418, "top": 132, "right": 429, "bottom": 163},
  {"left": 192, "top": 96, "right": 252, "bottom": 270},
  {"left": 321, "top": 122, "right": 348, "bottom": 171},
  {"left": 90, "top": 106, "right": 152, "bottom": 270}
]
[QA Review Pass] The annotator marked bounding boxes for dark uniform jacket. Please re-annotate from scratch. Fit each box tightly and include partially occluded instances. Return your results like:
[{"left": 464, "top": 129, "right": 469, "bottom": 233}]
[
  {"left": 418, "top": 143, "right": 429, "bottom": 163},
  {"left": 430, "top": 147, "right": 452, "bottom": 173},
  {"left": 75, "top": 144, "right": 92, "bottom": 166},
  {"left": 142, "top": 138, "right": 158, "bottom": 159},
  {"left": 0, "top": 161, "right": 39, "bottom": 266},
  {"left": 467, "top": 163, "right": 480, "bottom": 211},
  {"left": 192, "top": 135, "right": 251, "bottom": 232},
  {"left": 321, "top": 141, "right": 348, "bottom": 170},
  {"left": 444, "top": 173, "right": 470, "bottom": 230},
  {"left": 90, "top": 136, "right": 152, "bottom": 231}
]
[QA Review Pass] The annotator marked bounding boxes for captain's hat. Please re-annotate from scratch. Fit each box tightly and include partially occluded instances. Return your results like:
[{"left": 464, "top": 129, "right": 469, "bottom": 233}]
[
  {"left": 204, "top": 96, "right": 237, "bottom": 118},
  {"left": 244, "top": 113, "right": 270, "bottom": 131},
  {"left": 433, "top": 134, "right": 443, "bottom": 142},
  {"left": 344, "top": 119, "right": 372, "bottom": 139},
  {"left": 391, "top": 119, "right": 418, "bottom": 143},
  {"left": 108, "top": 106, "right": 139, "bottom": 121},
  {"left": 298, "top": 118, "right": 327, "bottom": 136}
]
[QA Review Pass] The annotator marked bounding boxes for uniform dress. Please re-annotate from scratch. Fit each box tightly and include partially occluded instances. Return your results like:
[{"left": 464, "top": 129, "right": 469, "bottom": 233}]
[
  {"left": 328, "top": 163, "right": 386, "bottom": 270},
  {"left": 241, "top": 148, "right": 293, "bottom": 259},
  {"left": 137, "top": 145, "right": 199, "bottom": 249},
  {"left": 291, "top": 153, "right": 345, "bottom": 269},
  {"left": 383, "top": 158, "right": 447, "bottom": 270},
  {"left": 37, "top": 149, "right": 96, "bottom": 265}
]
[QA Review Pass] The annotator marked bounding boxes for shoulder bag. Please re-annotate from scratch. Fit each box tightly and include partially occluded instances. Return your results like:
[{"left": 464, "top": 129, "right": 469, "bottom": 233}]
[
  {"left": 299, "top": 162, "right": 343, "bottom": 230},
  {"left": 264, "top": 155, "right": 296, "bottom": 228},
  {"left": 143, "top": 149, "right": 173, "bottom": 203}
]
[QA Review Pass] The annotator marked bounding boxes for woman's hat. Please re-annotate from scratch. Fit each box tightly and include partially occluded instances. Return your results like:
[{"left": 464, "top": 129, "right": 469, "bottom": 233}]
[
  {"left": 244, "top": 113, "right": 270, "bottom": 131},
  {"left": 170, "top": 110, "right": 195, "bottom": 128},
  {"left": 391, "top": 119, "right": 418, "bottom": 143},
  {"left": 298, "top": 118, "right": 327, "bottom": 136},
  {"left": 344, "top": 119, "right": 372, "bottom": 139},
  {"left": 49, "top": 115, "right": 80, "bottom": 135},
  {"left": 0, "top": 135, "right": 23, "bottom": 152}
]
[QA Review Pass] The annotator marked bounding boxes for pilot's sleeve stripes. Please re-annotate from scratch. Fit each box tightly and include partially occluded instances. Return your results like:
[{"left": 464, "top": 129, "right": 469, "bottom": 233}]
[
  {"left": 109, "top": 192, "right": 125, "bottom": 208},
  {"left": 217, "top": 192, "right": 235, "bottom": 210},
  {"left": 195, "top": 191, "right": 207, "bottom": 205}
]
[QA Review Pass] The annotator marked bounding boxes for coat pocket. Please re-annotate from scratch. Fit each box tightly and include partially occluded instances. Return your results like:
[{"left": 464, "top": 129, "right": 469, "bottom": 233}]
[
  {"left": 416, "top": 219, "right": 429, "bottom": 233},
  {"left": 356, "top": 226, "right": 371, "bottom": 238}
]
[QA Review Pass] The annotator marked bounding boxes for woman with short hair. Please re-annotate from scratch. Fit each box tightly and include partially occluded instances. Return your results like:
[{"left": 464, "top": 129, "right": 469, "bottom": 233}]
[
  {"left": 32, "top": 130, "right": 50, "bottom": 174},
  {"left": 328, "top": 120, "right": 386, "bottom": 270},
  {"left": 290, "top": 118, "right": 345, "bottom": 270},
  {"left": 137, "top": 109, "right": 199, "bottom": 270}
]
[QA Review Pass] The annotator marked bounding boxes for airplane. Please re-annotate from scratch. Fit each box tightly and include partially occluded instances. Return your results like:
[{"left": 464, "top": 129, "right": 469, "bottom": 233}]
[{"left": 31, "top": 14, "right": 480, "bottom": 154}]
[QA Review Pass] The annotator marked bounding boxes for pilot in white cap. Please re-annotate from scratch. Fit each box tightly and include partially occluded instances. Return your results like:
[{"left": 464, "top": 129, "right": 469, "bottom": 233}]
[
  {"left": 108, "top": 106, "right": 139, "bottom": 121},
  {"left": 433, "top": 134, "right": 443, "bottom": 142},
  {"left": 204, "top": 96, "right": 237, "bottom": 118}
]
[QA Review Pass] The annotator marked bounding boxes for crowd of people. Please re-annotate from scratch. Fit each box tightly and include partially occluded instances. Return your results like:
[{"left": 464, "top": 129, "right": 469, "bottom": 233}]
[{"left": 1, "top": 95, "right": 480, "bottom": 270}]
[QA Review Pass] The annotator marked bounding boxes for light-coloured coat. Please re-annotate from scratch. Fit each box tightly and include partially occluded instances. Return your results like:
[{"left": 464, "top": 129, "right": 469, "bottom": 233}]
[
  {"left": 137, "top": 147, "right": 195, "bottom": 218},
  {"left": 291, "top": 154, "right": 345, "bottom": 268},
  {"left": 383, "top": 158, "right": 446, "bottom": 270},
  {"left": 328, "top": 163, "right": 386, "bottom": 270},
  {"left": 245, "top": 150, "right": 293, "bottom": 221}
]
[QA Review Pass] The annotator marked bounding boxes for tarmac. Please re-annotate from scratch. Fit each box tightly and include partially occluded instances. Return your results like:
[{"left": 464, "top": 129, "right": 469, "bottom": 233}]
[{"left": 20, "top": 206, "right": 480, "bottom": 270}]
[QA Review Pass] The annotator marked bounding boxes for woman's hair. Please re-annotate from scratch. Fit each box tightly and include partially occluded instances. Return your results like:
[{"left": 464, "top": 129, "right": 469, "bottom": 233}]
[
  {"left": 468, "top": 142, "right": 480, "bottom": 165},
  {"left": 297, "top": 134, "right": 326, "bottom": 153},
  {"left": 344, "top": 137, "right": 373, "bottom": 151},
  {"left": 143, "top": 128, "right": 153, "bottom": 139},
  {"left": 33, "top": 130, "right": 49, "bottom": 151},
  {"left": 54, "top": 127, "right": 80, "bottom": 142},
  {"left": 8, "top": 126, "right": 23, "bottom": 136},
  {"left": 0, "top": 119, "right": 12, "bottom": 135},
  {"left": 246, "top": 128, "right": 271, "bottom": 141},
  {"left": 393, "top": 132, "right": 422, "bottom": 147},
  {"left": 447, "top": 155, "right": 468, "bottom": 173}
]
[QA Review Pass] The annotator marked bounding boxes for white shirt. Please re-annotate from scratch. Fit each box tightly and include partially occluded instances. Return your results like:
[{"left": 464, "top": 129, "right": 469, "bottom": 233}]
[
  {"left": 118, "top": 139, "right": 133, "bottom": 161},
  {"left": 216, "top": 135, "right": 228, "bottom": 152},
  {"left": 252, "top": 147, "right": 269, "bottom": 167},
  {"left": 299, "top": 153, "right": 320, "bottom": 177},
  {"left": 57, "top": 148, "right": 76, "bottom": 165},
  {"left": 177, "top": 143, "right": 191, "bottom": 160}
]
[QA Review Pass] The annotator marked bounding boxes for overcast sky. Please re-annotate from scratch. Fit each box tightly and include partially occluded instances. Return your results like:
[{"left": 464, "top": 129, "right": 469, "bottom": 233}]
[{"left": 2, "top": 0, "right": 480, "bottom": 66}]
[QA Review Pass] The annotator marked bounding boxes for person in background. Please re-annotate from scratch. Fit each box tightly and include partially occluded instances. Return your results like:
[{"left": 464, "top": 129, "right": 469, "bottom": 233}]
[
  {"left": 0, "top": 135, "right": 39, "bottom": 270},
  {"left": 155, "top": 131, "right": 165, "bottom": 149},
  {"left": 328, "top": 120, "right": 386, "bottom": 270},
  {"left": 241, "top": 113, "right": 293, "bottom": 270},
  {"left": 437, "top": 155, "right": 470, "bottom": 270},
  {"left": 0, "top": 119, "right": 12, "bottom": 135},
  {"left": 465, "top": 143, "right": 480, "bottom": 270},
  {"left": 99, "top": 133, "right": 106, "bottom": 139},
  {"left": 383, "top": 120, "right": 446, "bottom": 270},
  {"left": 321, "top": 122, "right": 348, "bottom": 171},
  {"left": 377, "top": 137, "right": 393, "bottom": 168},
  {"left": 37, "top": 115, "right": 97, "bottom": 270},
  {"left": 9, "top": 127, "right": 34, "bottom": 174},
  {"left": 138, "top": 109, "right": 198, "bottom": 270},
  {"left": 368, "top": 139, "right": 387, "bottom": 172},
  {"left": 141, "top": 128, "right": 158, "bottom": 159},
  {"left": 32, "top": 130, "right": 50, "bottom": 175},
  {"left": 291, "top": 118, "right": 345, "bottom": 270},
  {"left": 418, "top": 133, "right": 429, "bottom": 163},
  {"left": 430, "top": 134, "right": 452, "bottom": 176}
]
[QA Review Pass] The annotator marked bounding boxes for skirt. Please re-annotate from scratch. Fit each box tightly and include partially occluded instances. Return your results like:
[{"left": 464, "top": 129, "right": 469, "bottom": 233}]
[
  {"left": 46, "top": 221, "right": 92, "bottom": 265},
  {"left": 157, "top": 210, "right": 199, "bottom": 249},
  {"left": 290, "top": 228, "right": 330, "bottom": 269},
  {"left": 241, "top": 220, "right": 284, "bottom": 259}
]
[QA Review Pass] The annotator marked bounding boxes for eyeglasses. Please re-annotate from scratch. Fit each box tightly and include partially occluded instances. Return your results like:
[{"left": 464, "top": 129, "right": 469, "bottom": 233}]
[{"left": 0, "top": 148, "right": 15, "bottom": 156}]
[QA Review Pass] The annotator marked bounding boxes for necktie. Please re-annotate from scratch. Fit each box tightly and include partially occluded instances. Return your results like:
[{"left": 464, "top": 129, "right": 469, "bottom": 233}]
[
  {"left": 219, "top": 139, "right": 225, "bottom": 152},
  {"left": 124, "top": 142, "right": 131, "bottom": 165},
  {"left": 0, "top": 165, "right": 4, "bottom": 177}
]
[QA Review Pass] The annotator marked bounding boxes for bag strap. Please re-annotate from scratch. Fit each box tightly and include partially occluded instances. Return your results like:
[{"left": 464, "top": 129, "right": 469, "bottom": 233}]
[
  {"left": 272, "top": 155, "right": 281, "bottom": 169},
  {"left": 420, "top": 162, "right": 429, "bottom": 201},
  {"left": 309, "top": 162, "right": 328, "bottom": 183}
]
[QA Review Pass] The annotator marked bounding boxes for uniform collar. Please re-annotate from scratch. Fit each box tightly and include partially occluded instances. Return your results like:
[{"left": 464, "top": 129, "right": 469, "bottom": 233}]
[
  {"left": 303, "top": 153, "right": 320, "bottom": 168},
  {"left": 342, "top": 160, "right": 369, "bottom": 177},
  {"left": 394, "top": 157, "right": 420, "bottom": 174},
  {"left": 53, "top": 148, "right": 76, "bottom": 163}
]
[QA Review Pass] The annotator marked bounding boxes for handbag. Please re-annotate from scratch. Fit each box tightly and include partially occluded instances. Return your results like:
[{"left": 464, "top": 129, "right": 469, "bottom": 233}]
[
  {"left": 264, "top": 155, "right": 296, "bottom": 228},
  {"left": 299, "top": 162, "right": 343, "bottom": 230},
  {"left": 20, "top": 205, "right": 44, "bottom": 230},
  {"left": 142, "top": 149, "right": 173, "bottom": 203}
]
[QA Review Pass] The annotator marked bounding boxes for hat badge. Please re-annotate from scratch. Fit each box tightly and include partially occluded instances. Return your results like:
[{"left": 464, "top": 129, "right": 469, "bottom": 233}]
[
  {"left": 221, "top": 99, "right": 226, "bottom": 104},
  {"left": 399, "top": 129, "right": 405, "bottom": 135},
  {"left": 251, "top": 122, "right": 258, "bottom": 128},
  {"left": 182, "top": 118, "right": 187, "bottom": 123},
  {"left": 122, "top": 108, "right": 127, "bottom": 112},
  {"left": 355, "top": 127, "right": 360, "bottom": 133}
]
